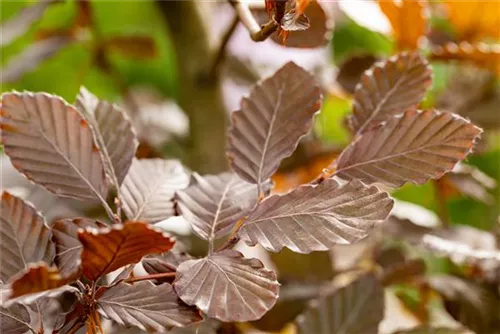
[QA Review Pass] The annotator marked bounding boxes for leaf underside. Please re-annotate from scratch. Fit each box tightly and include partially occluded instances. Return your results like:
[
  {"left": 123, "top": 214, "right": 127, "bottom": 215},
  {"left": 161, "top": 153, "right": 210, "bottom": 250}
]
[
  {"left": 227, "top": 61, "right": 322, "bottom": 187},
  {"left": 348, "top": 51, "right": 432, "bottom": 134},
  {"left": 0, "top": 191, "right": 54, "bottom": 283},
  {"left": 76, "top": 87, "right": 138, "bottom": 186},
  {"left": 174, "top": 250, "right": 280, "bottom": 322},
  {"left": 335, "top": 109, "right": 482, "bottom": 188},
  {"left": 240, "top": 178, "right": 393, "bottom": 253},
  {"left": 97, "top": 281, "right": 202, "bottom": 332},
  {"left": 0, "top": 304, "right": 31, "bottom": 334},
  {"left": 120, "top": 158, "right": 190, "bottom": 223},
  {"left": 295, "top": 274, "right": 385, "bottom": 334},
  {"left": 0, "top": 92, "right": 108, "bottom": 201},
  {"left": 176, "top": 172, "right": 260, "bottom": 241}
]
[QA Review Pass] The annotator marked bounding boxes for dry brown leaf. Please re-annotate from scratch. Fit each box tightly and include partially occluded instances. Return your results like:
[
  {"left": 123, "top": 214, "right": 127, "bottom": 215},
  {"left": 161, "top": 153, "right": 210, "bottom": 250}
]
[
  {"left": 379, "top": 0, "right": 428, "bottom": 50},
  {"left": 79, "top": 221, "right": 175, "bottom": 281}
]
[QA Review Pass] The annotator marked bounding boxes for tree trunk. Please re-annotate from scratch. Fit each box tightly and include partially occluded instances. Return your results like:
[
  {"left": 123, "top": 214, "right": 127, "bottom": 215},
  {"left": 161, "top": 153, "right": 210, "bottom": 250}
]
[{"left": 157, "top": 1, "right": 228, "bottom": 174}]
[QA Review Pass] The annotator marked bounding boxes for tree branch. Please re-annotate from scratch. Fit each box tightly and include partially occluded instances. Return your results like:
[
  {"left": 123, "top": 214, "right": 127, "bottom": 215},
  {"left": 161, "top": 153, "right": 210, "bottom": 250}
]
[
  {"left": 207, "top": 14, "right": 240, "bottom": 81},
  {"left": 230, "top": 0, "right": 279, "bottom": 42}
]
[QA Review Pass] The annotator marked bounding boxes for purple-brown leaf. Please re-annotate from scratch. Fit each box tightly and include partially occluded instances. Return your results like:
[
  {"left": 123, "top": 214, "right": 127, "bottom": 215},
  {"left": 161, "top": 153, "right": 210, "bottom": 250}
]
[
  {"left": 120, "top": 159, "right": 190, "bottom": 223},
  {"left": 295, "top": 274, "right": 384, "bottom": 334},
  {"left": 227, "top": 61, "right": 322, "bottom": 188},
  {"left": 176, "top": 172, "right": 260, "bottom": 242},
  {"left": 51, "top": 218, "right": 106, "bottom": 278},
  {"left": 0, "top": 304, "right": 32, "bottom": 334},
  {"left": 348, "top": 52, "right": 432, "bottom": 134},
  {"left": 173, "top": 250, "right": 280, "bottom": 322},
  {"left": 239, "top": 179, "right": 393, "bottom": 253},
  {"left": 0, "top": 92, "right": 108, "bottom": 202},
  {"left": 76, "top": 87, "right": 138, "bottom": 187},
  {"left": 97, "top": 282, "right": 202, "bottom": 332},
  {"left": 0, "top": 191, "right": 54, "bottom": 283},
  {"left": 334, "top": 109, "right": 482, "bottom": 188}
]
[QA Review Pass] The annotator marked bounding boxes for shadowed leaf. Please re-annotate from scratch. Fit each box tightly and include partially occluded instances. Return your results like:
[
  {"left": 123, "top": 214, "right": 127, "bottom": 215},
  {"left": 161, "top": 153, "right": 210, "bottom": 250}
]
[
  {"left": 227, "top": 61, "right": 322, "bottom": 188},
  {"left": 336, "top": 54, "right": 378, "bottom": 94},
  {"left": 239, "top": 178, "right": 393, "bottom": 253},
  {"left": 97, "top": 282, "right": 202, "bottom": 332},
  {"left": 52, "top": 218, "right": 106, "bottom": 278},
  {"left": 0, "top": 1, "right": 55, "bottom": 46},
  {"left": 0, "top": 304, "right": 32, "bottom": 334},
  {"left": 0, "top": 191, "right": 54, "bottom": 283},
  {"left": 176, "top": 172, "right": 260, "bottom": 242},
  {"left": 143, "top": 251, "right": 192, "bottom": 277},
  {"left": 76, "top": 87, "right": 138, "bottom": 187},
  {"left": 0, "top": 92, "right": 108, "bottom": 202},
  {"left": 295, "top": 274, "right": 384, "bottom": 334},
  {"left": 120, "top": 159, "right": 190, "bottom": 223},
  {"left": 174, "top": 250, "right": 279, "bottom": 322},
  {"left": 444, "top": 163, "right": 496, "bottom": 204},
  {"left": 379, "top": 0, "right": 428, "bottom": 50},
  {"left": 348, "top": 52, "right": 432, "bottom": 134},
  {"left": 79, "top": 221, "right": 175, "bottom": 280},
  {"left": 0, "top": 36, "right": 71, "bottom": 84},
  {"left": 335, "top": 110, "right": 482, "bottom": 188},
  {"left": 428, "top": 275, "right": 500, "bottom": 333}
]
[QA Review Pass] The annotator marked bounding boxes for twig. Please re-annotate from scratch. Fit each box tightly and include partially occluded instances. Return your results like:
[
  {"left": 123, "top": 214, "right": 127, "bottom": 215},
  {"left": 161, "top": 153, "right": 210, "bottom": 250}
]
[
  {"left": 126, "top": 272, "right": 176, "bottom": 284},
  {"left": 217, "top": 218, "right": 246, "bottom": 252},
  {"left": 230, "top": 0, "right": 279, "bottom": 42},
  {"left": 207, "top": 14, "right": 239, "bottom": 81}
]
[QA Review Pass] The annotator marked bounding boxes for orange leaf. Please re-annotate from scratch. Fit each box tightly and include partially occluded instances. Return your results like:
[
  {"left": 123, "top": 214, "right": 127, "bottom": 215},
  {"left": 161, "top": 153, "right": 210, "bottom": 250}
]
[
  {"left": 431, "top": 42, "right": 500, "bottom": 75},
  {"left": 379, "top": 0, "right": 428, "bottom": 50},
  {"left": 79, "top": 221, "right": 175, "bottom": 281},
  {"left": 295, "top": 0, "right": 311, "bottom": 16},
  {"left": 8, "top": 263, "right": 77, "bottom": 300},
  {"left": 444, "top": 0, "right": 500, "bottom": 42}
]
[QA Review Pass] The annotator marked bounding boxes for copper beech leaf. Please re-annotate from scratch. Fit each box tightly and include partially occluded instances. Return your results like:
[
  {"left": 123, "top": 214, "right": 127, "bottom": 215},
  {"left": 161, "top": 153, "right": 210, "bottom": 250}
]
[
  {"left": 295, "top": 274, "right": 384, "bottom": 334},
  {"left": 0, "top": 92, "right": 108, "bottom": 202},
  {"left": 0, "top": 304, "right": 32, "bottom": 334},
  {"left": 379, "top": 0, "right": 428, "bottom": 50},
  {"left": 445, "top": 163, "right": 496, "bottom": 204},
  {"left": 79, "top": 221, "right": 175, "bottom": 281},
  {"left": 239, "top": 178, "right": 393, "bottom": 253},
  {"left": 0, "top": 0, "right": 57, "bottom": 46},
  {"left": 348, "top": 52, "right": 432, "bottom": 134},
  {"left": 97, "top": 282, "right": 202, "bottom": 332},
  {"left": 51, "top": 218, "right": 107, "bottom": 278},
  {"left": 334, "top": 110, "right": 482, "bottom": 188},
  {"left": 0, "top": 191, "right": 54, "bottom": 283},
  {"left": 5, "top": 263, "right": 77, "bottom": 302},
  {"left": 173, "top": 250, "right": 280, "bottom": 322},
  {"left": 120, "top": 159, "right": 190, "bottom": 223},
  {"left": 176, "top": 172, "right": 260, "bottom": 242},
  {"left": 76, "top": 87, "right": 138, "bottom": 187},
  {"left": 143, "top": 251, "right": 192, "bottom": 277},
  {"left": 227, "top": 61, "right": 322, "bottom": 189}
]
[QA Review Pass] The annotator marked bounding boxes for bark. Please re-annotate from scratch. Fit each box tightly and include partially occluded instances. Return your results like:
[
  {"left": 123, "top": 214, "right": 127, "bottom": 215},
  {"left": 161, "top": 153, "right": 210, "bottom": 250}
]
[{"left": 157, "top": 1, "right": 228, "bottom": 174}]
